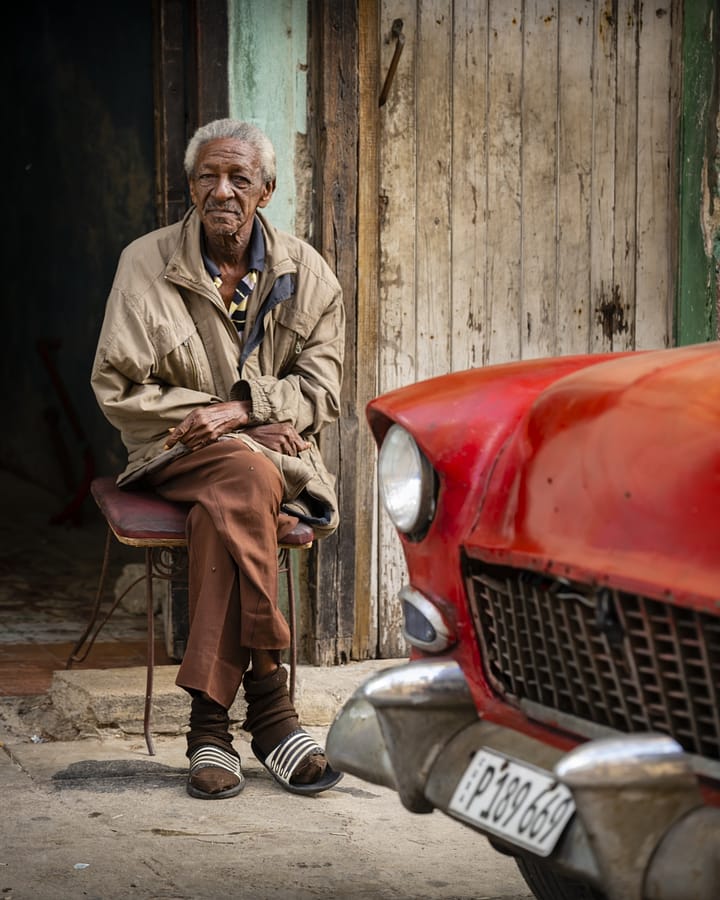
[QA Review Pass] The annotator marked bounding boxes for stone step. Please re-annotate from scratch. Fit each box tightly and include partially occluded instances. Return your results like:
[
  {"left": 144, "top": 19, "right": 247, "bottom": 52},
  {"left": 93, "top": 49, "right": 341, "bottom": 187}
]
[{"left": 49, "top": 659, "right": 399, "bottom": 739}]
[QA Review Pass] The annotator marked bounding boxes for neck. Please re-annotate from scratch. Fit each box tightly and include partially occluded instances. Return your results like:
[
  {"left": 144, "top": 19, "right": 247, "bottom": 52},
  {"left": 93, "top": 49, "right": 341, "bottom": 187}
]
[{"left": 204, "top": 229, "right": 251, "bottom": 268}]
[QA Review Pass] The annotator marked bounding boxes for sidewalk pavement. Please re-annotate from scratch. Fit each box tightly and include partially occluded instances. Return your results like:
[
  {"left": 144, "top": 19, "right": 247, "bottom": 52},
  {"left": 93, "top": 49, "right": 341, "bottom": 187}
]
[{"left": 0, "top": 660, "right": 534, "bottom": 900}]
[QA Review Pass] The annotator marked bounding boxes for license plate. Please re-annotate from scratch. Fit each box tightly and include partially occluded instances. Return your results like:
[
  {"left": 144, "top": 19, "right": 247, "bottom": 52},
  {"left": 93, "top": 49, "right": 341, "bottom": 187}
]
[{"left": 448, "top": 748, "right": 575, "bottom": 857}]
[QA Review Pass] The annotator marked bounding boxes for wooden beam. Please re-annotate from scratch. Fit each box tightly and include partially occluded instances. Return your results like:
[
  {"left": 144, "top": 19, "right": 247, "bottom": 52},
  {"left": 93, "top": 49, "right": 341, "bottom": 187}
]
[
  {"left": 354, "top": 0, "right": 380, "bottom": 659},
  {"left": 192, "top": 0, "right": 229, "bottom": 126},
  {"left": 153, "top": 0, "right": 229, "bottom": 228},
  {"left": 153, "top": 0, "right": 188, "bottom": 226},
  {"left": 307, "top": 0, "right": 360, "bottom": 664},
  {"left": 677, "top": 0, "right": 719, "bottom": 344}
]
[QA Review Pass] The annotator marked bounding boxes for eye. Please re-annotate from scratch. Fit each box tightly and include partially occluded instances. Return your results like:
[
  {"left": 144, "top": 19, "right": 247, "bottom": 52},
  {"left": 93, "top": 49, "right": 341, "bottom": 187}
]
[{"left": 196, "top": 174, "right": 215, "bottom": 185}]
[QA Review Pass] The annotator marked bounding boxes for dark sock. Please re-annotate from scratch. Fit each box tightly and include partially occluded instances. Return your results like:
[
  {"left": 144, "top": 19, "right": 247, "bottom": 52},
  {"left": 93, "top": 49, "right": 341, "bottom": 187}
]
[
  {"left": 242, "top": 666, "right": 327, "bottom": 785},
  {"left": 186, "top": 692, "right": 238, "bottom": 757}
]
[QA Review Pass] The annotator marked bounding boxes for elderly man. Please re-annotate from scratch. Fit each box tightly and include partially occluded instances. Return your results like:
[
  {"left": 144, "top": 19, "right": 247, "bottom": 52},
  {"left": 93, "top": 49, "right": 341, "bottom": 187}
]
[{"left": 91, "top": 119, "right": 344, "bottom": 799}]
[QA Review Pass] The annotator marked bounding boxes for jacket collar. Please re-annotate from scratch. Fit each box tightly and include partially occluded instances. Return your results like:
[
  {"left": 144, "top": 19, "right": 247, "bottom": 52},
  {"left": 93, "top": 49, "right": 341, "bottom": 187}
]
[{"left": 166, "top": 208, "right": 294, "bottom": 292}]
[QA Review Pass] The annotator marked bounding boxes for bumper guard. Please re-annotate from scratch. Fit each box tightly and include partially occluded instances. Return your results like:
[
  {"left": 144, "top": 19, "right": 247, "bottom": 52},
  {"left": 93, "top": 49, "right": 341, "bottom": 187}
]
[{"left": 326, "top": 659, "right": 720, "bottom": 900}]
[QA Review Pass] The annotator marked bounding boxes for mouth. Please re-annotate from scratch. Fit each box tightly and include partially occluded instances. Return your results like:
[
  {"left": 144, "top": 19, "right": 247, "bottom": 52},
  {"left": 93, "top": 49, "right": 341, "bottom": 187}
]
[{"left": 206, "top": 207, "right": 239, "bottom": 218}]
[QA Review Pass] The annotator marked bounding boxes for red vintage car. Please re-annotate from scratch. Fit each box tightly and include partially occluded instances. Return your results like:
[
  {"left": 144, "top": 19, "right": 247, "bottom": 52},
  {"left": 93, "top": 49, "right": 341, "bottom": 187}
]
[{"left": 327, "top": 342, "right": 720, "bottom": 900}]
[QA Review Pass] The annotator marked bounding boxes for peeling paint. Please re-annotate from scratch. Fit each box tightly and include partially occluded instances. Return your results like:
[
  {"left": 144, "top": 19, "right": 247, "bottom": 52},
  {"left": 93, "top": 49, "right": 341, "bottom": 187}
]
[{"left": 596, "top": 285, "right": 629, "bottom": 340}]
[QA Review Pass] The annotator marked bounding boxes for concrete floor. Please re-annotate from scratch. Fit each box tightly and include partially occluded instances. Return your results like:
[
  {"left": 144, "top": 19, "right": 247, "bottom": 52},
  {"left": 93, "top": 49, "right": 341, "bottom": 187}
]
[
  {"left": 1, "top": 728, "right": 535, "bottom": 900},
  {"left": 0, "top": 471, "right": 535, "bottom": 900}
]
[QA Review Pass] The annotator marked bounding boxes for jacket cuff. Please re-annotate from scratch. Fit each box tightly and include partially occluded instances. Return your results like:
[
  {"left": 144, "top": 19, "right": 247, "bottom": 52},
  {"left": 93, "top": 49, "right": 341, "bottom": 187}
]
[
  {"left": 230, "top": 379, "right": 251, "bottom": 402},
  {"left": 245, "top": 380, "right": 272, "bottom": 423}
]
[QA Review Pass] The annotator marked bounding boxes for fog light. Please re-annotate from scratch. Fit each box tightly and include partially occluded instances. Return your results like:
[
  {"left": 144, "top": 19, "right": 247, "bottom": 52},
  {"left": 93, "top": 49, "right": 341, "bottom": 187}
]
[{"left": 400, "top": 585, "right": 454, "bottom": 653}]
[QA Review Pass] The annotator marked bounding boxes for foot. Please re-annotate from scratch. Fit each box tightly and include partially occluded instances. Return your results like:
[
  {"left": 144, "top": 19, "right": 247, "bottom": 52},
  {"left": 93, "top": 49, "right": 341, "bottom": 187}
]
[
  {"left": 187, "top": 745, "right": 245, "bottom": 800},
  {"left": 242, "top": 665, "right": 328, "bottom": 786},
  {"left": 185, "top": 693, "right": 243, "bottom": 799},
  {"left": 252, "top": 727, "right": 342, "bottom": 794}
]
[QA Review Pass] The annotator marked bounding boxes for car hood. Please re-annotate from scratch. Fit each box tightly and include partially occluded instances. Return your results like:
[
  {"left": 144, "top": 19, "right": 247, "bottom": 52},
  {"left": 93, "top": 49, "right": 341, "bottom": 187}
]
[{"left": 370, "top": 343, "right": 720, "bottom": 608}]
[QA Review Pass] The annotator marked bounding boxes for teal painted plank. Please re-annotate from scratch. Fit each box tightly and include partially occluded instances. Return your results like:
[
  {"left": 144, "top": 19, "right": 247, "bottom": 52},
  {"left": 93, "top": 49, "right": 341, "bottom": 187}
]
[
  {"left": 228, "top": 0, "right": 308, "bottom": 235},
  {"left": 677, "top": 0, "right": 718, "bottom": 345}
]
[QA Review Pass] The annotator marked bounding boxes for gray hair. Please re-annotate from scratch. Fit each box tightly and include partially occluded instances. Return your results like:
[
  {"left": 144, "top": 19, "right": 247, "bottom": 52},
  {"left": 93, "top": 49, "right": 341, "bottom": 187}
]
[{"left": 183, "top": 119, "right": 277, "bottom": 184}]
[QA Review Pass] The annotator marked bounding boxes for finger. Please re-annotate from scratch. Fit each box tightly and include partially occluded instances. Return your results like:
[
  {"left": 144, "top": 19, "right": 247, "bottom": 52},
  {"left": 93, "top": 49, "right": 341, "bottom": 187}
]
[{"left": 192, "top": 435, "right": 215, "bottom": 451}]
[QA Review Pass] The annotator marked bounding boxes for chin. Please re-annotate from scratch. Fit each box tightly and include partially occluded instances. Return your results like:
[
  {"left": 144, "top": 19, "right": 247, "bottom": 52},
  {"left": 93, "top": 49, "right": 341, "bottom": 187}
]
[{"left": 205, "top": 221, "right": 240, "bottom": 239}]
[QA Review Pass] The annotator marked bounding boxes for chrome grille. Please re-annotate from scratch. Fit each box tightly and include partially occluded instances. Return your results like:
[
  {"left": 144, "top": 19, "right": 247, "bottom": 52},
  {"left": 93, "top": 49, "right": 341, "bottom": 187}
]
[{"left": 466, "top": 560, "right": 720, "bottom": 760}]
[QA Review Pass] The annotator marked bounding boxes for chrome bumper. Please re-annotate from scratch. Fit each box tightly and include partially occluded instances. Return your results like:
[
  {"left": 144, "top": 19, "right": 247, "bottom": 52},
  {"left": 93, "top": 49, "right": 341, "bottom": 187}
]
[{"left": 326, "top": 659, "right": 720, "bottom": 900}]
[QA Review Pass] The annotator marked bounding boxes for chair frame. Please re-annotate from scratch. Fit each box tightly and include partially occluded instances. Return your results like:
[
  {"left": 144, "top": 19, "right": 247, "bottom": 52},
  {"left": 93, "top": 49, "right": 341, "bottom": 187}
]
[{"left": 67, "top": 477, "right": 311, "bottom": 756}]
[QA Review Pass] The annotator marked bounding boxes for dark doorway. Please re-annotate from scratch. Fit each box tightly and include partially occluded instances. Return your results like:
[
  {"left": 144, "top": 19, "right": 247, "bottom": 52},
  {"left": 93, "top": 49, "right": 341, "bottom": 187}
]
[
  {"left": 0, "top": 0, "right": 231, "bottom": 697},
  {"left": 3, "top": 1, "right": 157, "bottom": 507}
]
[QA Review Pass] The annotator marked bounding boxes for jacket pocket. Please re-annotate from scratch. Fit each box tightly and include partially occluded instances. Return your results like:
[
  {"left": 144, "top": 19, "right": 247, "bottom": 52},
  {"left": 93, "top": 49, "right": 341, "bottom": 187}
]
[
  {"left": 156, "top": 324, "right": 213, "bottom": 393},
  {"left": 271, "top": 304, "right": 312, "bottom": 375}
]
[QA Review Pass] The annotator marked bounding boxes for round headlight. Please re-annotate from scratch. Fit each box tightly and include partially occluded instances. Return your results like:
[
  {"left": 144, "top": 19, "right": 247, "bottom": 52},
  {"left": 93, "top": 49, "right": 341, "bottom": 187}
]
[{"left": 378, "top": 424, "right": 436, "bottom": 537}]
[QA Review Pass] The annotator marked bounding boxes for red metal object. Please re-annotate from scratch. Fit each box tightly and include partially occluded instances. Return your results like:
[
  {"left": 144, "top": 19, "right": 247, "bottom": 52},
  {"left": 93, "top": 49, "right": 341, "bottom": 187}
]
[
  {"left": 475, "top": 343, "right": 720, "bottom": 612},
  {"left": 367, "top": 342, "right": 720, "bottom": 804}
]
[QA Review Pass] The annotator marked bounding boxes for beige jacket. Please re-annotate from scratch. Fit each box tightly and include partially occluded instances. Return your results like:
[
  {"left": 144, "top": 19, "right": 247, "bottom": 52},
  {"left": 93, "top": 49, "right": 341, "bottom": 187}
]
[{"left": 91, "top": 208, "right": 345, "bottom": 536}]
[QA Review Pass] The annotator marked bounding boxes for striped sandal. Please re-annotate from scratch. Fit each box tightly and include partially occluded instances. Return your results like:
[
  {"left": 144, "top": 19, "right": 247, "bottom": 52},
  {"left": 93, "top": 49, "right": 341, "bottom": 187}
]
[
  {"left": 252, "top": 728, "right": 344, "bottom": 795},
  {"left": 187, "top": 745, "right": 245, "bottom": 800}
]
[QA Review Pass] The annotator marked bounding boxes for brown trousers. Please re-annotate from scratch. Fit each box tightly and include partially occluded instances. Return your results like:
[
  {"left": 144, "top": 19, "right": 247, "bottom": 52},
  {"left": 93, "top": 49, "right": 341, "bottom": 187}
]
[{"left": 148, "top": 440, "right": 295, "bottom": 709}]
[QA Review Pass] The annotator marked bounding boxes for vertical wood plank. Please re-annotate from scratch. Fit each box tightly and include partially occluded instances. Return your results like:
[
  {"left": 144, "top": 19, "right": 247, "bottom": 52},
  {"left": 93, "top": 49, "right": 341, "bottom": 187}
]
[
  {"left": 354, "top": 0, "right": 381, "bottom": 659},
  {"left": 153, "top": 0, "right": 192, "bottom": 226},
  {"left": 677, "top": 0, "right": 718, "bottom": 343},
  {"left": 307, "top": 0, "right": 359, "bottom": 664},
  {"left": 520, "top": 0, "right": 559, "bottom": 359},
  {"left": 635, "top": 0, "right": 676, "bottom": 349},
  {"left": 612, "top": 0, "right": 639, "bottom": 351},
  {"left": 227, "top": 0, "right": 309, "bottom": 235},
  {"left": 379, "top": 0, "right": 417, "bottom": 396},
  {"left": 589, "top": 0, "right": 618, "bottom": 353},
  {"left": 378, "top": 0, "right": 417, "bottom": 657},
  {"left": 451, "top": 0, "right": 489, "bottom": 370},
  {"left": 556, "top": 0, "right": 594, "bottom": 354},
  {"left": 666, "top": 1, "right": 683, "bottom": 343},
  {"left": 485, "top": 1, "right": 523, "bottom": 364},
  {"left": 372, "top": 0, "right": 683, "bottom": 660},
  {"left": 415, "top": 0, "right": 453, "bottom": 379},
  {"left": 193, "top": 0, "right": 229, "bottom": 127}
]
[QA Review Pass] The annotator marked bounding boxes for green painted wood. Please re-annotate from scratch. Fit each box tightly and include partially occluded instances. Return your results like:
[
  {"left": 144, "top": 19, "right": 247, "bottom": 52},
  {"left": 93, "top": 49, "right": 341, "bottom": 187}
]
[
  {"left": 677, "top": 0, "right": 719, "bottom": 344},
  {"left": 227, "top": 0, "right": 308, "bottom": 235}
]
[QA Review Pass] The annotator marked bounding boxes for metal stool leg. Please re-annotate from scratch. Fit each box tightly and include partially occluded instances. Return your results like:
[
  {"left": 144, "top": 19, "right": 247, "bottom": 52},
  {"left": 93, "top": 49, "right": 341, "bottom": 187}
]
[
  {"left": 67, "top": 528, "right": 145, "bottom": 668},
  {"left": 144, "top": 548, "right": 156, "bottom": 756},
  {"left": 66, "top": 527, "right": 113, "bottom": 668},
  {"left": 278, "top": 546, "right": 298, "bottom": 703}
]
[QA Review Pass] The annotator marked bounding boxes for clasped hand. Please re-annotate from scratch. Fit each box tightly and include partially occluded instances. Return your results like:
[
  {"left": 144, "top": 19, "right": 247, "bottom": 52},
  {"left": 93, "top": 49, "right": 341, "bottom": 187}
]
[{"left": 164, "top": 401, "right": 311, "bottom": 455}]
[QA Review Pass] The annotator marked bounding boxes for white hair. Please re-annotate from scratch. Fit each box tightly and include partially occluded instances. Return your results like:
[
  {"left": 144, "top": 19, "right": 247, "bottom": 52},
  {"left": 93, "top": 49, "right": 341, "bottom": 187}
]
[{"left": 183, "top": 119, "right": 276, "bottom": 184}]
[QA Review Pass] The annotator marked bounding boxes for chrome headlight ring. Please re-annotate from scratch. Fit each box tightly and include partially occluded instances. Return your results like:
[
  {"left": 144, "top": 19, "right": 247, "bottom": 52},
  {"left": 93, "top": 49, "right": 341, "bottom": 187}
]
[{"left": 378, "top": 423, "right": 437, "bottom": 540}]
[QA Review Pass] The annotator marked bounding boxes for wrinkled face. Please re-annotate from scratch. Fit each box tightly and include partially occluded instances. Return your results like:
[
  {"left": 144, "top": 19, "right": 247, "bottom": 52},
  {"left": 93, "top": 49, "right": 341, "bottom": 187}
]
[{"left": 189, "top": 137, "right": 274, "bottom": 241}]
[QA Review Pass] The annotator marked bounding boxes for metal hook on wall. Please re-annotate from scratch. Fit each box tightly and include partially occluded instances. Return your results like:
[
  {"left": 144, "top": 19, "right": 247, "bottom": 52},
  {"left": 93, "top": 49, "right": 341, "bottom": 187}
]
[{"left": 379, "top": 19, "right": 405, "bottom": 107}]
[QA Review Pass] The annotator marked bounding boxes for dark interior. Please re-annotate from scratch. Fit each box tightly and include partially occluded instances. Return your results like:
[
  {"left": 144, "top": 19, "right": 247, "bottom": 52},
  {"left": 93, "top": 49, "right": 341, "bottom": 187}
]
[{"left": 1, "top": 2, "right": 163, "bottom": 695}]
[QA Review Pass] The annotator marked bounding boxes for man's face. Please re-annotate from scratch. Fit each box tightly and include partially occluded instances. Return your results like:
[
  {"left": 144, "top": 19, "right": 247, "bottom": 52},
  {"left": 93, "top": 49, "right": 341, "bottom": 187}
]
[{"left": 189, "top": 138, "right": 274, "bottom": 241}]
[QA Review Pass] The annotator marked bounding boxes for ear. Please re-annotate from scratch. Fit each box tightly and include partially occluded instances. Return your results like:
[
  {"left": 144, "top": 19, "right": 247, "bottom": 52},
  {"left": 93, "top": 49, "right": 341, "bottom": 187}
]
[
  {"left": 257, "top": 179, "right": 276, "bottom": 209},
  {"left": 188, "top": 177, "right": 198, "bottom": 207}
]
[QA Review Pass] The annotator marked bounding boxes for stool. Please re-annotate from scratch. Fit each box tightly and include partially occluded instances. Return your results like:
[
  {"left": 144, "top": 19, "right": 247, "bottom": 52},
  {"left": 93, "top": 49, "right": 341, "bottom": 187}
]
[{"left": 66, "top": 475, "right": 314, "bottom": 755}]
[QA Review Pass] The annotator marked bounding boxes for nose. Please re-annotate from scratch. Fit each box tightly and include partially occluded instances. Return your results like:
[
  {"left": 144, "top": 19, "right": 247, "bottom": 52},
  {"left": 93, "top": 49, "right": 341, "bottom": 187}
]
[{"left": 212, "top": 175, "right": 234, "bottom": 201}]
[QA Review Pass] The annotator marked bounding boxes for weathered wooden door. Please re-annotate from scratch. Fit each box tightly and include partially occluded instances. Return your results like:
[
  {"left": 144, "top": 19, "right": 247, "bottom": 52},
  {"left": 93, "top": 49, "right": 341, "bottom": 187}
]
[{"left": 371, "top": 0, "right": 681, "bottom": 656}]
